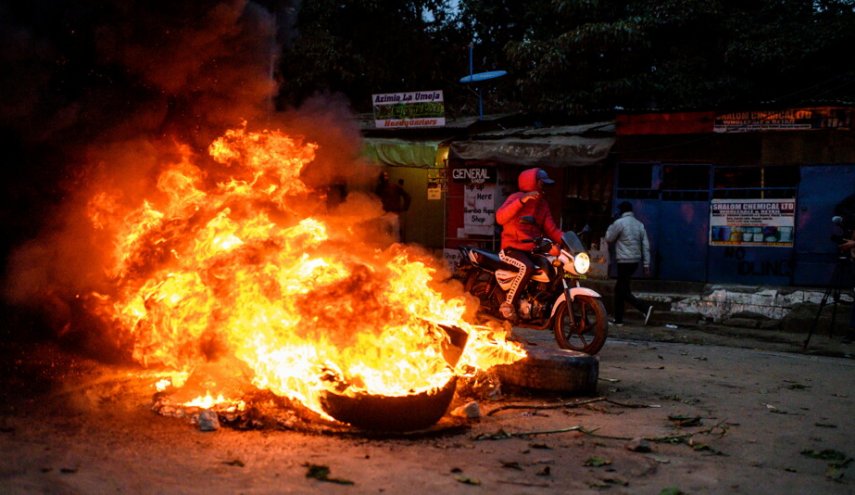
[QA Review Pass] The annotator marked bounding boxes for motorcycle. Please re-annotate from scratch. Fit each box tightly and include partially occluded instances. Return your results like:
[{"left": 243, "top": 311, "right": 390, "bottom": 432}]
[{"left": 455, "top": 220, "right": 608, "bottom": 355}]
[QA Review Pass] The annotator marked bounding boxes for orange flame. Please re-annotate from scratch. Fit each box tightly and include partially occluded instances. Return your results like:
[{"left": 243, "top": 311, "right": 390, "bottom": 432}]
[{"left": 86, "top": 123, "right": 524, "bottom": 418}]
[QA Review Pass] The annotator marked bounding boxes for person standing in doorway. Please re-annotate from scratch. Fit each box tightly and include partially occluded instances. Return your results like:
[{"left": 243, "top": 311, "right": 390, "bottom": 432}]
[
  {"left": 375, "top": 171, "right": 411, "bottom": 241},
  {"left": 605, "top": 201, "right": 654, "bottom": 326}
]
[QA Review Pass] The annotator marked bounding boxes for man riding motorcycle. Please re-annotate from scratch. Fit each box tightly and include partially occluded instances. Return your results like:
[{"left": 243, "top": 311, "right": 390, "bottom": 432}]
[{"left": 495, "top": 167, "right": 562, "bottom": 321}]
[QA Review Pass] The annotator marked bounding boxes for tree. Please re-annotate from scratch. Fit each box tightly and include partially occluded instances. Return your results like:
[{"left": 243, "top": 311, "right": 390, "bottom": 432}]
[
  {"left": 276, "top": 0, "right": 469, "bottom": 114},
  {"left": 499, "top": 0, "right": 855, "bottom": 115}
]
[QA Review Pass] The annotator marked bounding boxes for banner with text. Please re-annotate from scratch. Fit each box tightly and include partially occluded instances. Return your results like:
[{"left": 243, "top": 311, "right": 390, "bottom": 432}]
[
  {"left": 709, "top": 198, "right": 796, "bottom": 247},
  {"left": 713, "top": 107, "right": 852, "bottom": 133},
  {"left": 464, "top": 183, "right": 496, "bottom": 236},
  {"left": 372, "top": 90, "right": 445, "bottom": 128}
]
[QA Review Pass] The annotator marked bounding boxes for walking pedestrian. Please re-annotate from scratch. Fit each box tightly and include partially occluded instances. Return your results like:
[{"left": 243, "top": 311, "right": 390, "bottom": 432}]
[{"left": 605, "top": 201, "right": 654, "bottom": 326}]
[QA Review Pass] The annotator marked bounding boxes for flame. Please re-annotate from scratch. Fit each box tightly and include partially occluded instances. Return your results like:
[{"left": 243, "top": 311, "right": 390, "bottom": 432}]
[{"left": 86, "top": 123, "right": 524, "bottom": 419}]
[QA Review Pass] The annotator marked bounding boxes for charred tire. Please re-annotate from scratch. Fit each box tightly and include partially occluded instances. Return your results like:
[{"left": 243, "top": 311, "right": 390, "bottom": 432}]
[
  {"left": 494, "top": 346, "right": 598, "bottom": 395},
  {"left": 553, "top": 295, "right": 608, "bottom": 355}
]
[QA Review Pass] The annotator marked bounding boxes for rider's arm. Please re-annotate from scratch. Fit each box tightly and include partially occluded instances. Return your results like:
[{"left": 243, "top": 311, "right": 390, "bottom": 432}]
[
  {"left": 496, "top": 193, "right": 525, "bottom": 225},
  {"left": 537, "top": 201, "right": 563, "bottom": 244}
]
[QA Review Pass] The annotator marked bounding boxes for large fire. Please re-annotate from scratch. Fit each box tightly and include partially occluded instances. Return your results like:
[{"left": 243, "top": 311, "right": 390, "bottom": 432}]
[{"left": 83, "top": 124, "right": 524, "bottom": 420}]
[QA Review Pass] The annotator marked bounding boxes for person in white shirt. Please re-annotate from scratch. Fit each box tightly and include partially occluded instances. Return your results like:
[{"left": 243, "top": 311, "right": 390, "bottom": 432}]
[{"left": 605, "top": 201, "right": 654, "bottom": 326}]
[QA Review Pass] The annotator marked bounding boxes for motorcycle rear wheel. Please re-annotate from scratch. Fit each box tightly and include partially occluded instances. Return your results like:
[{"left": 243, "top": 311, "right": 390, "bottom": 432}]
[
  {"left": 466, "top": 272, "right": 501, "bottom": 312},
  {"left": 553, "top": 295, "right": 607, "bottom": 355}
]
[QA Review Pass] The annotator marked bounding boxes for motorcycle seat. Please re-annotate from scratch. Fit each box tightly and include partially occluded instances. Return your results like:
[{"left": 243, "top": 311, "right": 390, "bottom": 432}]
[{"left": 468, "top": 247, "right": 548, "bottom": 273}]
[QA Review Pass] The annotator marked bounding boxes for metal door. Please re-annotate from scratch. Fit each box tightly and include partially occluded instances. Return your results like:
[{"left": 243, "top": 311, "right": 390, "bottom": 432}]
[{"left": 793, "top": 165, "right": 855, "bottom": 286}]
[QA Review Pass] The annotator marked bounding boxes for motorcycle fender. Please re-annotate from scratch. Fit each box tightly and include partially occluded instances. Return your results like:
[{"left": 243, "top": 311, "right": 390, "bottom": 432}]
[
  {"left": 550, "top": 287, "right": 602, "bottom": 317},
  {"left": 568, "top": 287, "right": 601, "bottom": 300}
]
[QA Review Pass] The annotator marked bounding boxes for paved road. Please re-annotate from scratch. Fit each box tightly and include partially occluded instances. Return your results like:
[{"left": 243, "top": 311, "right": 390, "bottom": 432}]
[{"left": 1, "top": 334, "right": 854, "bottom": 494}]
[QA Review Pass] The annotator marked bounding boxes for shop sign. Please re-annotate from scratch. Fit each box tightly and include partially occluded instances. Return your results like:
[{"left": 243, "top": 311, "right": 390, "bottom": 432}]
[
  {"left": 709, "top": 199, "right": 795, "bottom": 247},
  {"left": 463, "top": 183, "right": 496, "bottom": 235},
  {"left": 451, "top": 167, "right": 495, "bottom": 184},
  {"left": 713, "top": 107, "right": 852, "bottom": 133},
  {"left": 372, "top": 90, "right": 445, "bottom": 128}
]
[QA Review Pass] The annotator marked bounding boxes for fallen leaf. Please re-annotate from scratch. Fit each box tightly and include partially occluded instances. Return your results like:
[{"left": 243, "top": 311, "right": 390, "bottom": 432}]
[
  {"left": 529, "top": 442, "right": 551, "bottom": 449},
  {"left": 800, "top": 449, "right": 847, "bottom": 461},
  {"left": 691, "top": 443, "right": 725, "bottom": 455},
  {"left": 626, "top": 437, "right": 652, "bottom": 453},
  {"left": 455, "top": 475, "right": 481, "bottom": 485},
  {"left": 303, "top": 463, "right": 355, "bottom": 485},
  {"left": 584, "top": 456, "right": 612, "bottom": 467},
  {"left": 668, "top": 415, "right": 702, "bottom": 427},
  {"left": 601, "top": 476, "right": 629, "bottom": 486}
]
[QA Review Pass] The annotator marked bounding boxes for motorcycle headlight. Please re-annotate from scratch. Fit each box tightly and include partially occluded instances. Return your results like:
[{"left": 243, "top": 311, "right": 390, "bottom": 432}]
[{"left": 573, "top": 252, "right": 590, "bottom": 274}]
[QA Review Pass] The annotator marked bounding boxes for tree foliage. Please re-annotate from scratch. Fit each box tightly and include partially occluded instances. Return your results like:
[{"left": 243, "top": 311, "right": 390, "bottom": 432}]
[
  {"left": 276, "top": 0, "right": 855, "bottom": 116},
  {"left": 276, "top": 0, "right": 469, "bottom": 113}
]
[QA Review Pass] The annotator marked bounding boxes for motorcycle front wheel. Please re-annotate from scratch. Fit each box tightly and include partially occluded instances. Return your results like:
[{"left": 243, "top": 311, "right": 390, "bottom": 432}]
[{"left": 553, "top": 295, "right": 607, "bottom": 355}]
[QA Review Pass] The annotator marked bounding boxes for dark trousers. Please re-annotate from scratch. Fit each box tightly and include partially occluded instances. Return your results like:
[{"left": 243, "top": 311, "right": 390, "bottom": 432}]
[{"left": 614, "top": 262, "right": 650, "bottom": 323}]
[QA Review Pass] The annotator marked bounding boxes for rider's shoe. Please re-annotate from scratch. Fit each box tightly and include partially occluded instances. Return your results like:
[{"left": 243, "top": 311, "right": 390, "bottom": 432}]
[{"left": 499, "top": 302, "right": 517, "bottom": 322}]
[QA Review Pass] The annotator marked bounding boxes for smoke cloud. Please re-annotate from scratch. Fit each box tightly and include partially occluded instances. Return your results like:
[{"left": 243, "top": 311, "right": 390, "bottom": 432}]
[{"left": 0, "top": 0, "right": 389, "bottom": 349}]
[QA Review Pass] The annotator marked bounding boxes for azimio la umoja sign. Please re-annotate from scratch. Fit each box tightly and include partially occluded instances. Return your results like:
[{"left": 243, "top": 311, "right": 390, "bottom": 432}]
[{"left": 372, "top": 90, "right": 445, "bottom": 128}]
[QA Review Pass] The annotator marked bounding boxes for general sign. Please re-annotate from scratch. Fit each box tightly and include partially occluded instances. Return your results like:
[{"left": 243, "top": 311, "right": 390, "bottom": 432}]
[{"left": 451, "top": 167, "right": 495, "bottom": 183}]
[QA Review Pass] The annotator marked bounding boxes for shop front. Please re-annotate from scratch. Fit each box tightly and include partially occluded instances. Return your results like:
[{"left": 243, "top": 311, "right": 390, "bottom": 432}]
[
  {"left": 442, "top": 123, "right": 616, "bottom": 273},
  {"left": 613, "top": 107, "right": 855, "bottom": 287}
]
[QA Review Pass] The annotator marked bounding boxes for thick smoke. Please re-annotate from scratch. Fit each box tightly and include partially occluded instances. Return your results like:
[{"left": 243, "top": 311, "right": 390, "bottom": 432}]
[{"left": 0, "top": 0, "right": 383, "bottom": 348}]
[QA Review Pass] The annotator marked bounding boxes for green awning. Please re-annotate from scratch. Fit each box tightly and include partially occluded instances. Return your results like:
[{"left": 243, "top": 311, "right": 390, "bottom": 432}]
[{"left": 361, "top": 138, "right": 446, "bottom": 168}]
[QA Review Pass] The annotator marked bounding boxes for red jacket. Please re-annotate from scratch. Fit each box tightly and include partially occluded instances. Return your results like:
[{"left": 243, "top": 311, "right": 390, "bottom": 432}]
[{"left": 496, "top": 168, "right": 563, "bottom": 251}]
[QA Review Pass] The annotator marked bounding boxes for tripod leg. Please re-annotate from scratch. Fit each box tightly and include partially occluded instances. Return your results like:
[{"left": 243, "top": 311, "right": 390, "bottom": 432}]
[
  {"left": 804, "top": 288, "right": 832, "bottom": 349},
  {"left": 829, "top": 288, "right": 840, "bottom": 337}
]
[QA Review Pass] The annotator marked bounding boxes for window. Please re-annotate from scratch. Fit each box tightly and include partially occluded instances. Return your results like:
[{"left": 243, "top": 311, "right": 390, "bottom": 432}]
[
  {"left": 661, "top": 164, "right": 710, "bottom": 201},
  {"left": 713, "top": 165, "right": 797, "bottom": 199},
  {"left": 616, "top": 162, "right": 657, "bottom": 199}
]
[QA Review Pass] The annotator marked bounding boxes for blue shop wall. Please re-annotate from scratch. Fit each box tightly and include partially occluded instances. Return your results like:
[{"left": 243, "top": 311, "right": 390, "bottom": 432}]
[
  {"left": 615, "top": 163, "right": 855, "bottom": 287},
  {"left": 793, "top": 165, "right": 855, "bottom": 286}
]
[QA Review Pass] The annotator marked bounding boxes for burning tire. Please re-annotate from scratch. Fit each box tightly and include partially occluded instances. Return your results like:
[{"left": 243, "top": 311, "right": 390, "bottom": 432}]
[
  {"left": 493, "top": 346, "right": 598, "bottom": 395},
  {"left": 319, "top": 377, "right": 458, "bottom": 432},
  {"left": 553, "top": 295, "right": 608, "bottom": 355}
]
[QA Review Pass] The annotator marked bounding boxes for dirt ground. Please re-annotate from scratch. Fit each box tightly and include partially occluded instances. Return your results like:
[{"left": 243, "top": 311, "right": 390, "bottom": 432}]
[{"left": 1, "top": 326, "right": 854, "bottom": 495}]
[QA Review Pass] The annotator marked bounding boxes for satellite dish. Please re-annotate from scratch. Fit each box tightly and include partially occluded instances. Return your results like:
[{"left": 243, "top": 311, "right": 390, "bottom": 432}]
[
  {"left": 459, "top": 70, "right": 508, "bottom": 84},
  {"left": 460, "top": 44, "right": 508, "bottom": 120}
]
